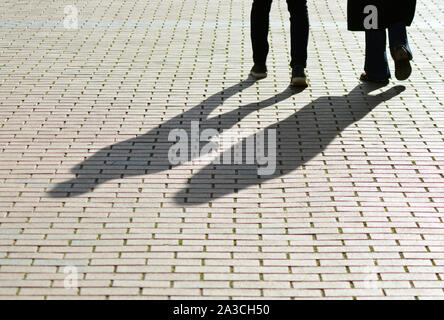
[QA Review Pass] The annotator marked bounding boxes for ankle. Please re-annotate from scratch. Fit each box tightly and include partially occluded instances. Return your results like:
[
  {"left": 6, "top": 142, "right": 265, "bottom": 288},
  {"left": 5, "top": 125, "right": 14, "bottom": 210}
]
[{"left": 292, "top": 66, "right": 306, "bottom": 78}]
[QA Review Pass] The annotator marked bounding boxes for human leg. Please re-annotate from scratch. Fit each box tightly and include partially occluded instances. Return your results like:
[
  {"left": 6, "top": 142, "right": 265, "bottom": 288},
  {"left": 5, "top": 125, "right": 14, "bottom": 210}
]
[
  {"left": 286, "top": 0, "right": 309, "bottom": 68},
  {"left": 363, "top": 28, "right": 391, "bottom": 82},
  {"left": 388, "top": 22, "right": 413, "bottom": 80},
  {"left": 286, "top": 0, "right": 309, "bottom": 86},
  {"left": 251, "top": 0, "right": 273, "bottom": 74}
]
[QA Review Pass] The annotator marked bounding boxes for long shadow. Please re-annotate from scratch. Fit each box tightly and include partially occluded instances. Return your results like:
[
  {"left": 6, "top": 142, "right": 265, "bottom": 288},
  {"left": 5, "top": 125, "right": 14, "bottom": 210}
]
[
  {"left": 173, "top": 84, "right": 406, "bottom": 205},
  {"left": 48, "top": 76, "right": 302, "bottom": 198}
]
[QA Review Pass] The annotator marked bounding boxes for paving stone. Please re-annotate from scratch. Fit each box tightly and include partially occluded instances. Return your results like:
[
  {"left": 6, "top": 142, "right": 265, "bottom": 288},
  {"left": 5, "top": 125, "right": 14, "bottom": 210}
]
[{"left": 0, "top": 0, "right": 443, "bottom": 299}]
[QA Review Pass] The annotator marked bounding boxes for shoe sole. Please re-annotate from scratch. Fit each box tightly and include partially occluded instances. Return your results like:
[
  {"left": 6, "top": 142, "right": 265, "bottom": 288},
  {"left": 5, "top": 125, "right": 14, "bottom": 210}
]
[
  {"left": 250, "top": 71, "right": 267, "bottom": 79},
  {"left": 393, "top": 47, "right": 412, "bottom": 81},
  {"left": 291, "top": 77, "right": 309, "bottom": 87}
]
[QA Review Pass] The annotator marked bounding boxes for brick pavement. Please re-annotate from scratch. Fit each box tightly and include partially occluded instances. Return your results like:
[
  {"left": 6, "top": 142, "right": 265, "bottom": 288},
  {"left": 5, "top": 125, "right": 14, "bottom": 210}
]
[{"left": 0, "top": 0, "right": 444, "bottom": 299}]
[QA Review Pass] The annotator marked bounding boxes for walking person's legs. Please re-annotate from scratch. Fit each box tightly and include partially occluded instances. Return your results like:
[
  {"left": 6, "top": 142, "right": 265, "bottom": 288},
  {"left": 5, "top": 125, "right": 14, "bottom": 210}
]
[
  {"left": 286, "top": 0, "right": 309, "bottom": 87},
  {"left": 388, "top": 22, "right": 413, "bottom": 80},
  {"left": 362, "top": 29, "right": 391, "bottom": 84},
  {"left": 250, "top": 0, "right": 273, "bottom": 78},
  {"left": 286, "top": 0, "right": 309, "bottom": 69}
]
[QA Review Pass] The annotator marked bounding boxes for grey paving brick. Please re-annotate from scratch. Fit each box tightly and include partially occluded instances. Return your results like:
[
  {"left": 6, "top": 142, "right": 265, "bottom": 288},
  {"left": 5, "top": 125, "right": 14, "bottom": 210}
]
[{"left": 0, "top": 0, "right": 443, "bottom": 300}]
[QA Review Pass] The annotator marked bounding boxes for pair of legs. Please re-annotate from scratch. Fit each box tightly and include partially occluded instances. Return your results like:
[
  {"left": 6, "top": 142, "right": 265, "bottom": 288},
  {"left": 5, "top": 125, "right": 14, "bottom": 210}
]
[
  {"left": 364, "top": 22, "right": 413, "bottom": 81},
  {"left": 250, "top": 0, "right": 309, "bottom": 84}
]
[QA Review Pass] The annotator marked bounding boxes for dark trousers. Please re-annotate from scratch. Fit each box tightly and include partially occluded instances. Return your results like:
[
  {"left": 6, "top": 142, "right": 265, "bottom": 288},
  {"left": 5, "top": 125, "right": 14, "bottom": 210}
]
[
  {"left": 365, "top": 22, "right": 413, "bottom": 79},
  {"left": 251, "top": 0, "right": 309, "bottom": 68}
]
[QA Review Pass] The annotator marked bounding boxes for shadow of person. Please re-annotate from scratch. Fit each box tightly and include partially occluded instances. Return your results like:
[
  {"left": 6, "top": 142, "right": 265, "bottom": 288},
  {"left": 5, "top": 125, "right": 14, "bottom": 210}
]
[
  {"left": 48, "top": 76, "right": 303, "bottom": 198},
  {"left": 174, "top": 83, "right": 406, "bottom": 205}
]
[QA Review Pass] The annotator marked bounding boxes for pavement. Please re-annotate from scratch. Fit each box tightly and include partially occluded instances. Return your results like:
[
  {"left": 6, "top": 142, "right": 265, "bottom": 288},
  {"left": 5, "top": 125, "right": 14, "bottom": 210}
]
[{"left": 0, "top": 0, "right": 444, "bottom": 300}]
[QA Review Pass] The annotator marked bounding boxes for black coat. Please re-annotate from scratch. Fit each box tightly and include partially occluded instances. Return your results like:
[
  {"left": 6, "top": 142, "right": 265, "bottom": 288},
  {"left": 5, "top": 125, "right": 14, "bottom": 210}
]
[{"left": 347, "top": 0, "right": 417, "bottom": 31}]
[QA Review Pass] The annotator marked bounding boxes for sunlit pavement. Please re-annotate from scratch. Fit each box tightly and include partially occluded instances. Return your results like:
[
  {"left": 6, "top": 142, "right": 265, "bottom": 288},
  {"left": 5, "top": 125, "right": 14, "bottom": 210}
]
[{"left": 0, "top": 0, "right": 444, "bottom": 299}]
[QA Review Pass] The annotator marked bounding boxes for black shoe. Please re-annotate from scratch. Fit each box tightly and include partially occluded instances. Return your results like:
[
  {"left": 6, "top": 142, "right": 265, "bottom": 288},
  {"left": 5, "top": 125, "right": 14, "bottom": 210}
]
[
  {"left": 250, "top": 64, "right": 267, "bottom": 79},
  {"left": 391, "top": 45, "right": 412, "bottom": 81},
  {"left": 291, "top": 66, "right": 309, "bottom": 87},
  {"left": 360, "top": 72, "right": 389, "bottom": 85}
]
